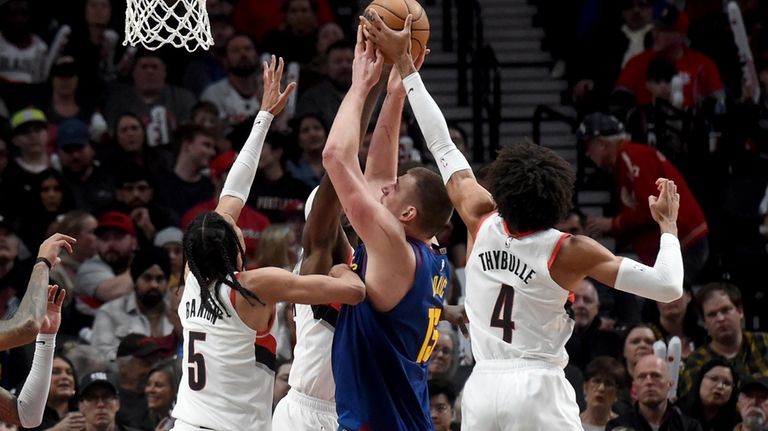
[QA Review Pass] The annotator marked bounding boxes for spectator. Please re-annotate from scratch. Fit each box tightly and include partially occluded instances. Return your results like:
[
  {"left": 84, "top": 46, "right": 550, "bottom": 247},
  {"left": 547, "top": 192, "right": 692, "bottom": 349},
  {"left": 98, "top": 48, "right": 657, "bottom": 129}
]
[
  {"left": 59, "top": 344, "right": 107, "bottom": 382},
  {"left": 232, "top": 0, "right": 334, "bottom": 45},
  {"left": 66, "top": 0, "right": 124, "bottom": 88},
  {"left": 246, "top": 131, "right": 312, "bottom": 223},
  {"left": 0, "top": 214, "right": 33, "bottom": 320},
  {"left": 580, "top": 356, "right": 625, "bottom": 431},
  {"left": 272, "top": 358, "right": 292, "bottom": 411},
  {"left": 294, "top": 41, "right": 354, "bottom": 128},
  {"left": 74, "top": 211, "right": 137, "bottom": 317},
  {"left": 90, "top": 246, "right": 174, "bottom": 361},
  {"left": 107, "top": 113, "right": 173, "bottom": 178},
  {"left": 681, "top": 359, "right": 741, "bottom": 431},
  {"left": 144, "top": 359, "right": 181, "bottom": 431},
  {"left": 622, "top": 323, "right": 657, "bottom": 381},
  {"left": 77, "top": 372, "right": 141, "bottom": 431},
  {"left": 428, "top": 379, "right": 457, "bottom": 431},
  {"left": 0, "top": 0, "right": 47, "bottom": 85},
  {"left": 55, "top": 118, "right": 114, "bottom": 212},
  {"left": 42, "top": 56, "right": 95, "bottom": 126},
  {"left": 252, "top": 224, "right": 298, "bottom": 270},
  {"left": 566, "top": 279, "right": 623, "bottom": 371},
  {"left": 17, "top": 169, "right": 75, "bottom": 252},
  {"left": 647, "top": 286, "right": 706, "bottom": 359},
  {"left": 614, "top": 2, "right": 724, "bottom": 110},
  {"left": 155, "top": 125, "right": 216, "bottom": 220},
  {"left": 680, "top": 282, "right": 768, "bottom": 398},
  {"left": 305, "top": 22, "right": 346, "bottom": 77},
  {"left": 428, "top": 323, "right": 460, "bottom": 384},
  {"left": 734, "top": 377, "right": 768, "bottom": 431},
  {"left": 578, "top": 113, "right": 709, "bottom": 283},
  {"left": 153, "top": 227, "right": 183, "bottom": 290},
  {"left": 200, "top": 34, "right": 262, "bottom": 130},
  {"left": 180, "top": 13, "right": 232, "bottom": 97},
  {"left": 182, "top": 150, "right": 270, "bottom": 264},
  {"left": 189, "top": 102, "right": 231, "bottom": 154},
  {"left": 23, "top": 354, "right": 83, "bottom": 431},
  {"left": 606, "top": 354, "right": 703, "bottom": 431},
  {"left": 103, "top": 50, "right": 196, "bottom": 146},
  {"left": 3, "top": 108, "right": 51, "bottom": 217},
  {"left": 260, "top": 0, "right": 320, "bottom": 65},
  {"left": 286, "top": 113, "right": 328, "bottom": 188}
]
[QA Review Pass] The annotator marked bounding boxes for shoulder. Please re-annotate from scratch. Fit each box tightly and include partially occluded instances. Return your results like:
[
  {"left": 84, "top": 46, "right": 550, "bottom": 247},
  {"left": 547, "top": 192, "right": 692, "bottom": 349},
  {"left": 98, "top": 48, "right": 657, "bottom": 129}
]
[{"left": 624, "top": 50, "right": 653, "bottom": 69}]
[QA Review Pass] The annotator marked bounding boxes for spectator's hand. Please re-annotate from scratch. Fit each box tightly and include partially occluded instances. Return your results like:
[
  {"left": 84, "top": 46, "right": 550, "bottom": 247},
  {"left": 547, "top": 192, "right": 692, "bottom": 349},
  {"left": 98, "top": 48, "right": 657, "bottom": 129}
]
[
  {"left": 351, "top": 24, "right": 384, "bottom": 92},
  {"left": 648, "top": 178, "right": 679, "bottom": 231},
  {"left": 40, "top": 285, "right": 66, "bottom": 335},
  {"left": 49, "top": 411, "right": 86, "bottom": 430},
  {"left": 362, "top": 10, "right": 412, "bottom": 64},
  {"left": 598, "top": 316, "right": 616, "bottom": 331},
  {"left": 572, "top": 79, "right": 595, "bottom": 104},
  {"left": 37, "top": 233, "right": 77, "bottom": 269},
  {"left": 260, "top": 55, "right": 297, "bottom": 116},
  {"left": 442, "top": 304, "right": 469, "bottom": 338},
  {"left": 387, "top": 47, "right": 428, "bottom": 96},
  {"left": 585, "top": 216, "right": 612, "bottom": 236},
  {"left": 131, "top": 208, "right": 156, "bottom": 239}
]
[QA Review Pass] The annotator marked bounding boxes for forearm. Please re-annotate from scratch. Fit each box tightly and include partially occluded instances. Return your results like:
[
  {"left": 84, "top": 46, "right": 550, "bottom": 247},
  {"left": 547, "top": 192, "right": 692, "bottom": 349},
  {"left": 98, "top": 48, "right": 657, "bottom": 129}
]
[
  {"left": 365, "top": 91, "right": 406, "bottom": 184},
  {"left": 0, "top": 263, "right": 49, "bottom": 349},
  {"left": 324, "top": 86, "right": 369, "bottom": 169},
  {"left": 220, "top": 111, "right": 274, "bottom": 202},
  {"left": 614, "top": 234, "right": 684, "bottom": 302},
  {"left": 17, "top": 334, "right": 55, "bottom": 428}
]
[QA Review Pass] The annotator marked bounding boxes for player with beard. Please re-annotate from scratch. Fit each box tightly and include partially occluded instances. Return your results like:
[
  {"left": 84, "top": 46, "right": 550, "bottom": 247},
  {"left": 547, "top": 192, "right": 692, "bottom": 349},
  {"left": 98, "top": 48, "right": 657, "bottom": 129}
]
[
  {"left": 91, "top": 246, "right": 175, "bottom": 360},
  {"left": 201, "top": 34, "right": 263, "bottom": 128}
]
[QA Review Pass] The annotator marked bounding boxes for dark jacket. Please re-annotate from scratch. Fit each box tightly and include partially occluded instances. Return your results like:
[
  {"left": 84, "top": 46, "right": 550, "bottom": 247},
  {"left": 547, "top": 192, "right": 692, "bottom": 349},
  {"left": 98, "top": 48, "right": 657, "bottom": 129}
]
[{"left": 606, "top": 403, "right": 704, "bottom": 431}]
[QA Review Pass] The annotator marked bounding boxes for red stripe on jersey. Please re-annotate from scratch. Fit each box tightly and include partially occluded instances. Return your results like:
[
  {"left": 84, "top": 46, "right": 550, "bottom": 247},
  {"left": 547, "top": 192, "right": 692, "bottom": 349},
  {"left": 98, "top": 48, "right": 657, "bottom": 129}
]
[
  {"left": 473, "top": 211, "right": 497, "bottom": 240},
  {"left": 256, "top": 307, "right": 276, "bottom": 337},
  {"left": 330, "top": 303, "right": 341, "bottom": 312},
  {"left": 547, "top": 233, "right": 572, "bottom": 270},
  {"left": 229, "top": 287, "right": 237, "bottom": 312},
  {"left": 254, "top": 333, "right": 277, "bottom": 355}
]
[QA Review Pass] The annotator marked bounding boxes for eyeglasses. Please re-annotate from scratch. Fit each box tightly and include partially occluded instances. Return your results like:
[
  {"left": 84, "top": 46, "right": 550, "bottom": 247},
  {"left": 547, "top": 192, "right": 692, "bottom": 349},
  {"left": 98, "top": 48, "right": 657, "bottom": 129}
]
[
  {"left": 430, "top": 403, "right": 451, "bottom": 414},
  {"left": 588, "top": 377, "right": 617, "bottom": 388},
  {"left": 704, "top": 375, "right": 734, "bottom": 388}
]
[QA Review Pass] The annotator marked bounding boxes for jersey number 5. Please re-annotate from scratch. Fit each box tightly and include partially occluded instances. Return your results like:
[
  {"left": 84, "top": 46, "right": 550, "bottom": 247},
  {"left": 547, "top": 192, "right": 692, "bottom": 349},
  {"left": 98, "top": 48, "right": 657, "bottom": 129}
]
[
  {"left": 491, "top": 284, "right": 515, "bottom": 343},
  {"left": 416, "top": 307, "right": 442, "bottom": 363},
  {"left": 188, "top": 331, "right": 207, "bottom": 391}
]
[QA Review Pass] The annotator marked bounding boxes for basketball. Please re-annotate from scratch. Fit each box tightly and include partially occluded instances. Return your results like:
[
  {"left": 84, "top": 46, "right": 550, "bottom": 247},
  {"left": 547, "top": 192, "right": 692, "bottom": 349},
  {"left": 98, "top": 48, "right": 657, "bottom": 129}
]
[{"left": 364, "top": 0, "right": 430, "bottom": 63}]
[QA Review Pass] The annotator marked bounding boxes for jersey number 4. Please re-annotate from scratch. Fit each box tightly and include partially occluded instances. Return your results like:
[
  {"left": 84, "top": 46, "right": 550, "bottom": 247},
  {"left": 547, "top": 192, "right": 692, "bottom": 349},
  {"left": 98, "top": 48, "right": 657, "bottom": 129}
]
[
  {"left": 188, "top": 331, "right": 207, "bottom": 391},
  {"left": 491, "top": 284, "right": 515, "bottom": 343}
]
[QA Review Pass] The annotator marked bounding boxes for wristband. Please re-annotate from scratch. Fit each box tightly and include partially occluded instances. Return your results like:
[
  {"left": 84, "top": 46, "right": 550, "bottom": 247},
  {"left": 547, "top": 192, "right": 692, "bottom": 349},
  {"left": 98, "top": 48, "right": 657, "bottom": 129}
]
[{"left": 35, "top": 257, "right": 52, "bottom": 270}]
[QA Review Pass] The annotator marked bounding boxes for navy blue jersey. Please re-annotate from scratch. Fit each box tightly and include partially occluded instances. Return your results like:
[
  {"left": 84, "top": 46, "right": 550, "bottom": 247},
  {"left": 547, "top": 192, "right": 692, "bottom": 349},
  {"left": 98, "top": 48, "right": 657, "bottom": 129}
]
[{"left": 332, "top": 239, "right": 450, "bottom": 431}]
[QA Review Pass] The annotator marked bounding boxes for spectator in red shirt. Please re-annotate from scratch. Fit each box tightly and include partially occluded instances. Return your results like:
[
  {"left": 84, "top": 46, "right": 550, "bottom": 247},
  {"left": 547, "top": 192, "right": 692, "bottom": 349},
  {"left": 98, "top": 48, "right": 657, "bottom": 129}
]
[
  {"left": 579, "top": 112, "right": 709, "bottom": 284},
  {"left": 182, "top": 150, "right": 270, "bottom": 266},
  {"left": 614, "top": 2, "right": 724, "bottom": 110}
]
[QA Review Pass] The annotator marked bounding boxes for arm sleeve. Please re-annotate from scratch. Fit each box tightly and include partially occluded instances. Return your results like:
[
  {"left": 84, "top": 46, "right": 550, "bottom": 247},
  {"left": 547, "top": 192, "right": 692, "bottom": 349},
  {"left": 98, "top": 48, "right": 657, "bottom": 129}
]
[
  {"left": 614, "top": 233, "right": 684, "bottom": 303},
  {"left": 220, "top": 111, "right": 274, "bottom": 202},
  {"left": 17, "top": 334, "right": 55, "bottom": 428},
  {"left": 402, "top": 73, "right": 471, "bottom": 184}
]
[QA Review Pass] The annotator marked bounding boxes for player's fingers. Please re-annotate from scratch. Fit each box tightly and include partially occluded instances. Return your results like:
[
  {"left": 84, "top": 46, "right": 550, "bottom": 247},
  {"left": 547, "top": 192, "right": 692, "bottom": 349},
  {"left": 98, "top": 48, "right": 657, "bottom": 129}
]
[
  {"left": 402, "top": 14, "right": 413, "bottom": 33},
  {"left": 55, "top": 288, "right": 66, "bottom": 306},
  {"left": 374, "top": 48, "right": 384, "bottom": 67},
  {"left": 276, "top": 56, "right": 285, "bottom": 80},
  {"left": 47, "top": 285, "right": 56, "bottom": 302},
  {"left": 648, "top": 195, "right": 657, "bottom": 207},
  {"left": 283, "top": 81, "right": 297, "bottom": 97},
  {"left": 59, "top": 239, "right": 74, "bottom": 254}
]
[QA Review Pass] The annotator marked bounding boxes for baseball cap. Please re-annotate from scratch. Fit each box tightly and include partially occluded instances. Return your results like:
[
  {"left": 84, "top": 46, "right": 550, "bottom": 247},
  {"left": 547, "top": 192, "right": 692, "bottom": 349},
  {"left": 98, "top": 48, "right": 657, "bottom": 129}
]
[
  {"left": 10, "top": 108, "right": 47, "bottom": 135},
  {"left": 51, "top": 56, "right": 77, "bottom": 77},
  {"left": 740, "top": 376, "right": 768, "bottom": 393},
  {"left": 79, "top": 371, "right": 119, "bottom": 398},
  {"left": 576, "top": 113, "right": 626, "bottom": 143},
  {"left": 96, "top": 211, "right": 136, "bottom": 236},
  {"left": 653, "top": 2, "right": 689, "bottom": 35},
  {"left": 154, "top": 226, "right": 183, "bottom": 248},
  {"left": 209, "top": 150, "right": 237, "bottom": 178},
  {"left": 56, "top": 119, "right": 90, "bottom": 149},
  {"left": 116, "top": 333, "right": 173, "bottom": 358}
]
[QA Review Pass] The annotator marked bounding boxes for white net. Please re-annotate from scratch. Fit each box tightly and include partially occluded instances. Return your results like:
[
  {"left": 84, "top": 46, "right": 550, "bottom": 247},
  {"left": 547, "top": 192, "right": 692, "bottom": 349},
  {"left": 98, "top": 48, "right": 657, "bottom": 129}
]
[{"left": 124, "top": 0, "right": 213, "bottom": 52}]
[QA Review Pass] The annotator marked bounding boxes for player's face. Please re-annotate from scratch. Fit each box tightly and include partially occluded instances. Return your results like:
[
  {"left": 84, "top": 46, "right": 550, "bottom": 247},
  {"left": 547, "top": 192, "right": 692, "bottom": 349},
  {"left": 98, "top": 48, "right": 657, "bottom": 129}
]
[
  {"left": 656, "top": 289, "right": 690, "bottom": 320},
  {"left": 429, "top": 393, "right": 453, "bottom": 431},
  {"left": 584, "top": 375, "right": 618, "bottom": 409},
  {"left": 116, "top": 116, "right": 145, "bottom": 153},
  {"left": 633, "top": 356, "right": 669, "bottom": 408},
  {"left": 572, "top": 280, "right": 599, "bottom": 329},
  {"left": 298, "top": 117, "right": 326, "bottom": 152},
  {"left": 380, "top": 173, "right": 417, "bottom": 224},
  {"left": 40, "top": 176, "right": 63, "bottom": 213},
  {"left": 135, "top": 265, "right": 168, "bottom": 308},
  {"left": 428, "top": 333, "right": 454, "bottom": 376},
  {"left": 145, "top": 370, "right": 174, "bottom": 413},
  {"left": 49, "top": 358, "right": 76, "bottom": 401},
  {"left": 701, "top": 291, "right": 743, "bottom": 346},
  {"left": 699, "top": 366, "right": 733, "bottom": 409},
  {"left": 116, "top": 180, "right": 153, "bottom": 208},
  {"left": 623, "top": 327, "right": 655, "bottom": 369},
  {"left": 78, "top": 387, "right": 119, "bottom": 428}
]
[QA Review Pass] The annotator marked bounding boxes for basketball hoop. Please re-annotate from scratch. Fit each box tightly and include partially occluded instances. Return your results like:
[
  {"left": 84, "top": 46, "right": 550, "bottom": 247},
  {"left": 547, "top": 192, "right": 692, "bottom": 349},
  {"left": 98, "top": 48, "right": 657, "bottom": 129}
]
[{"left": 124, "top": 0, "right": 213, "bottom": 52}]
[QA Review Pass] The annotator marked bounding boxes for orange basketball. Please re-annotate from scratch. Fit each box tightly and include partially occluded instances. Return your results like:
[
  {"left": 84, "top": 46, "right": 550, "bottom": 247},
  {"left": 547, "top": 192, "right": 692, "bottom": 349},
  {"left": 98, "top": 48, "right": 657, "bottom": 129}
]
[{"left": 364, "top": 0, "right": 430, "bottom": 63}]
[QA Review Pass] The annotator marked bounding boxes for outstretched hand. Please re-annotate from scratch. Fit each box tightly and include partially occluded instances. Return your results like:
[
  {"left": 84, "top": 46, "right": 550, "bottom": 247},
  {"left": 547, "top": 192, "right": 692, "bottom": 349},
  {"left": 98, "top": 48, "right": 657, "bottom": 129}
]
[
  {"left": 37, "top": 233, "right": 76, "bottom": 269},
  {"left": 648, "top": 178, "right": 680, "bottom": 229},
  {"left": 387, "top": 47, "right": 428, "bottom": 95},
  {"left": 352, "top": 24, "right": 384, "bottom": 91},
  {"left": 362, "top": 10, "right": 412, "bottom": 63},
  {"left": 260, "top": 55, "right": 297, "bottom": 116},
  {"left": 39, "top": 285, "right": 65, "bottom": 335}
]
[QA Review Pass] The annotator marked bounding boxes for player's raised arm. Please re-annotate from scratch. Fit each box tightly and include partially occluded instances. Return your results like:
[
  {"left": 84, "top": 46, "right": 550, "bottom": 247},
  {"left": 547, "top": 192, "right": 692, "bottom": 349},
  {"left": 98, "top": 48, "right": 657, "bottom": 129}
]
[
  {"left": 240, "top": 264, "right": 365, "bottom": 306},
  {"left": 552, "top": 179, "right": 683, "bottom": 302},
  {"left": 216, "top": 56, "right": 296, "bottom": 222},
  {"left": 363, "top": 12, "right": 495, "bottom": 237},
  {"left": 301, "top": 176, "right": 351, "bottom": 274}
]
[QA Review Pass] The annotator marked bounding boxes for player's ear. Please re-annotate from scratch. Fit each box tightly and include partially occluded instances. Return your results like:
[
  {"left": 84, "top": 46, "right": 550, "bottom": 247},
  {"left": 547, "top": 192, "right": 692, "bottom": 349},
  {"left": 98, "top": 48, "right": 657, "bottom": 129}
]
[{"left": 400, "top": 206, "right": 417, "bottom": 223}]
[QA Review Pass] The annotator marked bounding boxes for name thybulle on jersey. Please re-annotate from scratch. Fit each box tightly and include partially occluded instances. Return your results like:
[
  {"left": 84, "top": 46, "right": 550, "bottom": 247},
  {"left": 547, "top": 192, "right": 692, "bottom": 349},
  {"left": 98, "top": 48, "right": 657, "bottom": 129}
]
[
  {"left": 185, "top": 297, "right": 220, "bottom": 325},
  {"left": 477, "top": 249, "right": 537, "bottom": 284}
]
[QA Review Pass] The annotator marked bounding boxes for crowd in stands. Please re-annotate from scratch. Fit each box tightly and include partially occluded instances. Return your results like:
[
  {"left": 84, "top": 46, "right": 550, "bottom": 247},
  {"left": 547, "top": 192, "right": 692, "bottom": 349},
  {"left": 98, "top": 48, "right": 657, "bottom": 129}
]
[{"left": 0, "top": 0, "right": 767, "bottom": 429}]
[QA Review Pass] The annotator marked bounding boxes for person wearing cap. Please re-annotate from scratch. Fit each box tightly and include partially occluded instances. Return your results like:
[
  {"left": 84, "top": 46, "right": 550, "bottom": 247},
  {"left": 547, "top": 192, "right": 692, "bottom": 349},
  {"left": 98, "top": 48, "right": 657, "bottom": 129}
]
[
  {"left": 614, "top": 1, "right": 724, "bottom": 110},
  {"left": 3, "top": 108, "right": 51, "bottom": 218},
  {"left": 154, "top": 227, "right": 183, "bottom": 289},
  {"left": 77, "top": 371, "right": 142, "bottom": 431},
  {"left": 579, "top": 112, "right": 709, "bottom": 283},
  {"left": 74, "top": 211, "right": 138, "bottom": 318},
  {"left": 735, "top": 377, "right": 768, "bottom": 431},
  {"left": 43, "top": 55, "right": 95, "bottom": 126},
  {"left": 606, "top": 355, "right": 703, "bottom": 431},
  {"left": 56, "top": 118, "right": 115, "bottom": 212},
  {"left": 181, "top": 150, "right": 271, "bottom": 264}
]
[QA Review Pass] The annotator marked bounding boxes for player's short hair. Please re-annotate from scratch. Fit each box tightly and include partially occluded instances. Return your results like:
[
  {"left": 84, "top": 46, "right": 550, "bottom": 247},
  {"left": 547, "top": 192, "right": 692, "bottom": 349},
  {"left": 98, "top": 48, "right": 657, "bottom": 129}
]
[
  {"left": 695, "top": 281, "right": 743, "bottom": 317},
  {"left": 406, "top": 167, "right": 453, "bottom": 238},
  {"left": 183, "top": 211, "right": 264, "bottom": 318},
  {"left": 584, "top": 356, "right": 626, "bottom": 390},
  {"left": 487, "top": 141, "right": 574, "bottom": 232},
  {"left": 428, "top": 379, "right": 457, "bottom": 407}
]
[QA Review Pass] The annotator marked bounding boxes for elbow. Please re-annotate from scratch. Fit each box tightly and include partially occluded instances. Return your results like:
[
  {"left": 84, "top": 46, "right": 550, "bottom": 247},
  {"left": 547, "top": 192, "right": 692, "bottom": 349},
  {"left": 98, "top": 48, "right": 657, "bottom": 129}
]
[
  {"left": 21, "top": 318, "right": 41, "bottom": 339},
  {"left": 657, "top": 279, "right": 684, "bottom": 303},
  {"left": 346, "top": 283, "right": 366, "bottom": 305},
  {"left": 322, "top": 144, "right": 343, "bottom": 171}
]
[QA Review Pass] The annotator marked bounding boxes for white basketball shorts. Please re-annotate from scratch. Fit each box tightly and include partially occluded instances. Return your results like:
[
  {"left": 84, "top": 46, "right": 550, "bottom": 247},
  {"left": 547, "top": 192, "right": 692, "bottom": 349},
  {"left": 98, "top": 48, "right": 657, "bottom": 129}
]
[{"left": 272, "top": 389, "right": 338, "bottom": 431}]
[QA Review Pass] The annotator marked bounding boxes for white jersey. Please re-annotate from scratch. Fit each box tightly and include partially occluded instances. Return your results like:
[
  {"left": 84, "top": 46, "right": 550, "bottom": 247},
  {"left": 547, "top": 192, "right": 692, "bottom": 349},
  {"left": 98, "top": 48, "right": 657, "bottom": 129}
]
[
  {"left": 172, "top": 274, "right": 276, "bottom": 431},
  {"left": 289, "top": 303, "right": 337, "bottom": 401},
  {"left": 465, "top": 213, "right": 574, "bottom": 367}
]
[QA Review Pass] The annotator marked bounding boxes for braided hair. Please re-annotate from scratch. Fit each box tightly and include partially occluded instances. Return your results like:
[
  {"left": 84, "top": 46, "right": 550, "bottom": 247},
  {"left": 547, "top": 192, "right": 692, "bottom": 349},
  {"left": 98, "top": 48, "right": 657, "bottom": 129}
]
[{"left": 182, "top": 211, "right": 265, "bottom": 319}]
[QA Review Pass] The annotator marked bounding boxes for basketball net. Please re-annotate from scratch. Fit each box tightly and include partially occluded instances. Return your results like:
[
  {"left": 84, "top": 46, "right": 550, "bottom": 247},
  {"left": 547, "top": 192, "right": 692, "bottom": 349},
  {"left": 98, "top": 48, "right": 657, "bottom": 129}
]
[{"left": 124, "top": 0, "right": 213, "bottom": 51}]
